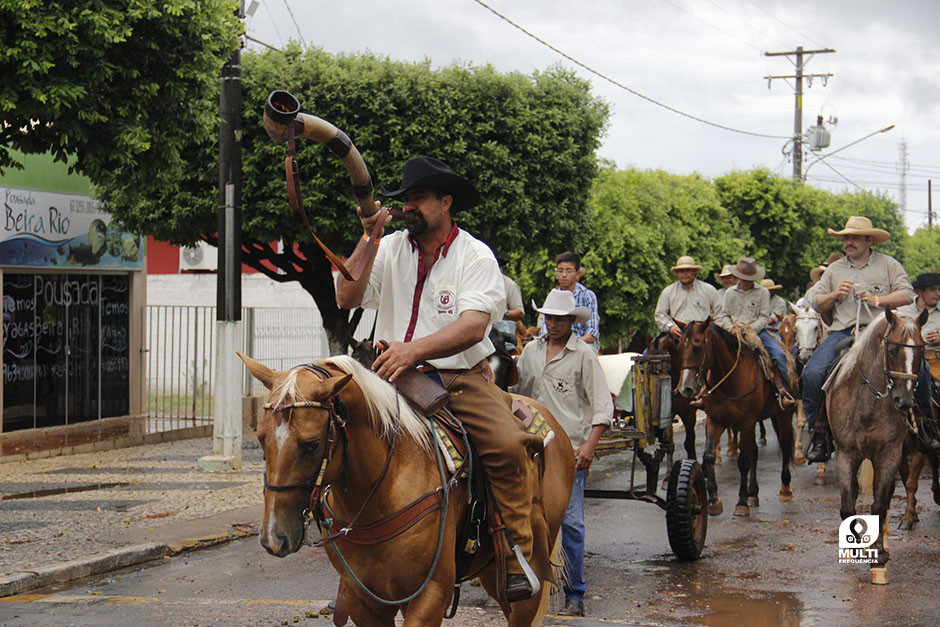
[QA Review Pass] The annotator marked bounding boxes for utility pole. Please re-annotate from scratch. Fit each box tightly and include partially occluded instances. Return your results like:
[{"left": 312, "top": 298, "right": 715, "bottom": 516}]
[
  {"left": 929, "top": 180, "right": 933, "bottom": 229},
  {"left": 199, "top": 1, "right": 244, "bottom": 472},
  {"left": 899, "top": 141, "right": 909, "bottom": 217},
  {"left": 764, "top": 46, "right": 835, "bottom": 181}
]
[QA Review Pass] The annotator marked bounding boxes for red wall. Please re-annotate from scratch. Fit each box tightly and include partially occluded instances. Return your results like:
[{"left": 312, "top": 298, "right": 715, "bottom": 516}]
[{"left": 146, "top": 237, "right": 286, "bottom": 275}]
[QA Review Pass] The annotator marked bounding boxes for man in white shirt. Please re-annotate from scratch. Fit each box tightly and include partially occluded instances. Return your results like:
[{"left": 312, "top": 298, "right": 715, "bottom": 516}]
[
  {"left": 897, "top": 272, "right": 940, "bottom": 452},
  {"left": 335, "top": 156, "right": 544, "bottom": 601},
  {"left": 654, "top": 256, "right": 720, "bottom": 339},
  {"left": 513, "top": 289, "right": 612, "bottom": 617}
]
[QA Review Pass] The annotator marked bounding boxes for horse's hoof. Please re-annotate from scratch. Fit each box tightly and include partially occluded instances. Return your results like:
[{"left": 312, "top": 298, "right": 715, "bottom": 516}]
[
  {"left": 778, "top": 490, "right": 793, "bottom": 502},
  {"left": 747, "top": 496, "right": 760, "bottom": 508},
  {"left": 813, "top": 471, "right": 827, "bottom": 486},
  {"left": 733, "top": 504, "right": 750, "bottom": 517},
  {"left": 898, "top": 519, "right": 914, "bottom": 531},
  {"left": 759, "top": 437, "right": 767, "bottom": 446},
  {"left": 708, "top": 499, "right": 724, "bottom": 516},
  {"left": 871, "top": 567, "right": 888, "bottom": 585},
  {"left": 794, "top": 453, "right": 806, "bottom": 466}
]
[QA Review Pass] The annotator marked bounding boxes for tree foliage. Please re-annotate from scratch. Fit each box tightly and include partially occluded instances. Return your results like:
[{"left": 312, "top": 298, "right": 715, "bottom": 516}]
[
  {"left": 902, "top": 227, "right": 940, "bottom": 278},
  {"left": 0, "top": 0, "right": 241, "bottom": 213},
  {"left": 104, "top": 45, "right": 608, "bottom": 351}
]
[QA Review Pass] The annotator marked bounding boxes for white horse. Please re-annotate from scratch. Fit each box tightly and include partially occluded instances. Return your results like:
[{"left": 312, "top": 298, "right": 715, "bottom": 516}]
[{"left": 789, "top": 302, "right": 829, "bottom": 473}]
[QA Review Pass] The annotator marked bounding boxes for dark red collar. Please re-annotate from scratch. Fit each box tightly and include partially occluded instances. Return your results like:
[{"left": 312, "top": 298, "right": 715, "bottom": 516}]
[{"left": 408, "top": 222, "right": 460, "bottom": 258}]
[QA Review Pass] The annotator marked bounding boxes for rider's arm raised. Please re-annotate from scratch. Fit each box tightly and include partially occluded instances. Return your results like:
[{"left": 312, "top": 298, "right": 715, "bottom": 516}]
[{"left": 336, "top": 205, "right": 391, "bottom": 310}]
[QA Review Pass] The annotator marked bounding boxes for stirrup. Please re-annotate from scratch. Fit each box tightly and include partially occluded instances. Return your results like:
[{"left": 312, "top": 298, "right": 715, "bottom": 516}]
[
  {"left": 505, "top": 545, "right": 540, "bottom": 602},
  {"left": 777, "top": 391, "right": 796, "bottom": 410}
]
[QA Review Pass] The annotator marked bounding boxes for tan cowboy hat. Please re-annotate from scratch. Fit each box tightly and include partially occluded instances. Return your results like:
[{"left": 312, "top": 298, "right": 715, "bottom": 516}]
[
  {"left": 808, "top": 252, "right": 845, "bottom": 283},
  {"left": 532, "top": 289, "right": 591, "bottom": 322},
  {"left": 671, "top": 255, "right": 703, "bottom": 272},
  {"left": 759, "top": 278, "right": 782, "bottom": 291},
  {"left": 827, "top": 216, "right": 890, "bottom": 245},
  {"left": 713, "top": 264, "right": 735, "bottom": 281},
  {"left": 729, "top": 257, "right": 765, "bottom": 282}
]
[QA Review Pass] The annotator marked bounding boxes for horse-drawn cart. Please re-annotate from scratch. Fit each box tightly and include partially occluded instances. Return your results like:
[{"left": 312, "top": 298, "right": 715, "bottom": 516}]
[{"left": 592, "top": 353, "right": 708, "bottom": 560}]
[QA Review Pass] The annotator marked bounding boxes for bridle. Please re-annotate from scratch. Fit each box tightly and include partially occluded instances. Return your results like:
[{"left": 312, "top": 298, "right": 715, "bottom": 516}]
[
  {"left": 855, "top": 328, "right": 925, "bottom": 399},
  {"left": 679, "top": 323, "right": 755, "bottom": 401},
  {"left": 795, "top": 311, "right": 824, "bottom": 353}
]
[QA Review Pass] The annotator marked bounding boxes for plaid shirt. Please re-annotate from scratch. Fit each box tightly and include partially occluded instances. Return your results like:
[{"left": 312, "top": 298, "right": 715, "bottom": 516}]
[{"left": 541, "top": 282, "right": 600, "bottom": 349}]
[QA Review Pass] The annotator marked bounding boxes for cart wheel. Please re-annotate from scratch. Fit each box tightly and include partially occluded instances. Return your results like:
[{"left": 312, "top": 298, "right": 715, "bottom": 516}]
[{"left": 666, "top": 459, "right": 707, "bottom": 560}]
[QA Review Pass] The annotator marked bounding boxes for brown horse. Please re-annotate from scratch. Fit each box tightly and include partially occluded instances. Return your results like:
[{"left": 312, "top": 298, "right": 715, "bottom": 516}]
[
  {"left": 239, "top": 353, "right": 574, "bottom": 626},
  {"left": 898, "top": 438, "right": 940, "bottom": 529},
  {"left": 649, "top": 331, "right": 700, "bottom": 461},
  {"left": 675, "top": 320, "right": 795, "bottom": 517},
  {"left": 823, "top": 309, "right": 928, "bottom": 584}
]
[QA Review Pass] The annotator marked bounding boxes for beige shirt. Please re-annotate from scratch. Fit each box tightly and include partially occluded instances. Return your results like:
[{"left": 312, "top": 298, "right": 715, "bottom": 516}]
[
  {"left": 502, "top": 275, "right": 524, "bottom": 314},
  {"left": 810, "top": 252, "right": 914, "bottom": 332},
  {"left": 715, "top": 284, "right": 771, "bottom": 333},
  {"left": 512, "top": 333, "right": 613, "bottom": 449},
  {"left": 768, "top": 294, "right": 787, "bottom": 331},
  {"left": 654, "top": 280, "right": 720, "bottom": 332},
  {"left": 897, "top": 298, "right": 940, "bottom": 340}
]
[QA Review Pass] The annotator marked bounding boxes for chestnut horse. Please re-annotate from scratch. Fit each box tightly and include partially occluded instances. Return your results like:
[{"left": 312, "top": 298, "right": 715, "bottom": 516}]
[
  {"left": 649, "top": 332, "right": 699, "bottom": 461},
  {"left": 239, "top": 353, "right": 574, "bottom": 626},
  {"left": 675, "top": 320, "right": 795, "bottom": 517},
  {"left": 824, "top": 309, "right": 928, "bottom": 584}
]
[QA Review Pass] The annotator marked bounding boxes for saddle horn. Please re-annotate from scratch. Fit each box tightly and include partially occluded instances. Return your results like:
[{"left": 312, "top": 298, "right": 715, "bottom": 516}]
[{"left": 263, "top": 90, "right": 377, "bottom": 216}]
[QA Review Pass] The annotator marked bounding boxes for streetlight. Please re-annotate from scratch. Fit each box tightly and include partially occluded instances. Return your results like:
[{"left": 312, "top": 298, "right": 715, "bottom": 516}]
[{"left": 803, "top": 124, "right": 895, "bottom": 181}]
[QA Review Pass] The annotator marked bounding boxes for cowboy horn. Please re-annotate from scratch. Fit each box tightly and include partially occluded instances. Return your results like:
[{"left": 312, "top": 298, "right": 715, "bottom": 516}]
[{"left": 263, "top": 90, "right": 377, "bottom": 217}]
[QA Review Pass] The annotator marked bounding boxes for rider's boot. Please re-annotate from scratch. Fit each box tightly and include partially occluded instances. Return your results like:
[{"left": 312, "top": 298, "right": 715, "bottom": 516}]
[
  {"left": 504, "top": 546, "right": 541, "bottom": 602},
  {"left": 912, "top": 408, "right": 940, "bottom": 454},
  {"left": 772, "top": 370, "right": 796, "bottom": 409},
  {"left": 806, "top": 419, "right": 831, "bottom": 463}
]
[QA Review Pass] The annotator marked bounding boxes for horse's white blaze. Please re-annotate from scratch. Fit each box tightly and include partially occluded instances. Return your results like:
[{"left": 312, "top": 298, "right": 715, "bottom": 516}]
[
  {"left": 274, "top": 420, "right": 290, "bottom": 453},
  {"left": 902, "top": 345, "right": 915, "bottom": 381},
  {"left": 266, "top": 508, "right": 279, "bottom": 540}
]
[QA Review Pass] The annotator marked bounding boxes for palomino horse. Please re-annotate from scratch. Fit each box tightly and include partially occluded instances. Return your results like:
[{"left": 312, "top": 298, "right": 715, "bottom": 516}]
[
  {"left": 823, "top": 309, "right": 928, "bottom": 584},
  {"left": 675, "top": 320, "right": 795, "bottom": 517},
  {"left": 789, "top": 302, "right": 829, "bottom": 471},
  {"left": 239, "top": 353, "right": 574, "bottom": 626}
]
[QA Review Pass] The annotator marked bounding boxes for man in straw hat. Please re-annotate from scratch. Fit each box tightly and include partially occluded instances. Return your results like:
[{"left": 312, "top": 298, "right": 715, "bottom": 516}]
[
  {"left": 803, "top": 216, "right": 915, "bottom": 463},
  {"left": 654, "top": 255, "right": 720, "bottom": 339},
  {"left": 716, "top": 264, "right": 738, "bottom": 295},
  {"left": 336, "top": 156, "right": 545, "bottom": 601},
  {"left": 713, "top": 258, "right": 795, "bottom": 408},
  {"left": 760, "top": 278, "right": 787, "bottom": 333},
  {"left": 514, "top": 289, "right": 613, "bottom": 617},
  {"left": 897, "top": 273, "right": 940, "bottom": 452}
]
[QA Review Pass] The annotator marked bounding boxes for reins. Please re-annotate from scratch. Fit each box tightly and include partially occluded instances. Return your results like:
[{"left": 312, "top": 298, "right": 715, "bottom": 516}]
[
  {"left": 681, "top": 324, "right": 759, "bottom": 402},
  {"left": 853, "top": 327, "right": 924, "bottom": 399}
]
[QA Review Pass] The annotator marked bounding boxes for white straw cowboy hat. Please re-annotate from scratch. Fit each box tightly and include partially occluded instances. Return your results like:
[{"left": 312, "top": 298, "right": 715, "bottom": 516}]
[
  {"left": 759, "top": 278, "right": 782, "bottom": 291},
  {"left": 670, "top": 255, "right": 703, "bottom": 272},
  {"left": 532, "top": 289, "right": 591, "bottom": 323},
  {"left": 827, "top": 216, "right": 890, "bottom": 245},
  {"left": 729, "top": 257, "right": 765, "bottom": 282},
  {"left": 714, "top": 264, "right": 734, "bottom": 281}
]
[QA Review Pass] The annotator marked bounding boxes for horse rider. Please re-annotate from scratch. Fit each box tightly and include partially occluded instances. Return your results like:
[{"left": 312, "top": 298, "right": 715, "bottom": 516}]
[
  {"left": 715, "top": 264, "right": 738, "bottom": 296},
  {"left": 654, "top": 255, "right": 721, "bottom": 340},
  {"left": 711, "top": 257, "right": 795, "bottom": 409},
  {"left": 760, "top": 278, "right": 787, "bottom": 331},
  {"left": 335, "top": 155, "right": 544, "bottom": 601},
  {"left": 897, "top": 272, "right": 940, "bottom": 452},
  {"left": 803, "top": 216, "right": 915, "bottom": 463}
]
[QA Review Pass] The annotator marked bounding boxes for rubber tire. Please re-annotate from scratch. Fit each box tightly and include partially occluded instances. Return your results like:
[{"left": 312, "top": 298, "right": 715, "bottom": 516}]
[{"left": 666, "top": 458, "right": 707, "bottom": 561}]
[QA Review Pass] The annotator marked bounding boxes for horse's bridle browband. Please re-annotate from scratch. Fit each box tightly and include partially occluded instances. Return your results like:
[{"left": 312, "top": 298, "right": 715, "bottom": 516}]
[{"left": 856, "top": 333, "right": 926, "bottom": 399}]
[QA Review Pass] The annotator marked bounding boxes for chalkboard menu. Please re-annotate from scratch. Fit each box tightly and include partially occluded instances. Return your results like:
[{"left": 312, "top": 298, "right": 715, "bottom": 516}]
[{"left": 2, "top": 273, "right": 130, "bottom": 432}]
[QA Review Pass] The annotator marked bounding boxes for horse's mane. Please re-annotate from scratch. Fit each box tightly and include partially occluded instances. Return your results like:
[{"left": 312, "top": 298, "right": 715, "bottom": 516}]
[
  {"left": 709, "top": 322, "right": 740, "bottom": 353},
  {"left": 271, "top": 356, "right": 433, "bottom": 454},
  {"left": 830, "top": 313, "right": 920, "bottom": 390},
  {"left": 324, "top": 355, "right": 433, "bottom": 453}
]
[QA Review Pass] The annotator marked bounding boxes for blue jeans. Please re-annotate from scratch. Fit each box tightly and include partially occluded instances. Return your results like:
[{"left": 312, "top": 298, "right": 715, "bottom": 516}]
[
  {"left": 759, "top": 330, "right": 787, "bottom": 380},
  {"left": 801, "top": 329, "right": 853, "bottom": 430},
  {"left": 562, "top": 469, "right": 588, "bottom": 602}
]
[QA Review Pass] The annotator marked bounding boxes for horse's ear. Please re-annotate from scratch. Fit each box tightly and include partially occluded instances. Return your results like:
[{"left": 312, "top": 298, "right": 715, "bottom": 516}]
[
  {"left": 788, "top": 301, "right": 799, "bottom": 314},
  {"left": 885, "top": 307, "right": 896, "bottom": 325},
  {"left": 237, "top": 352, "right": 276, "bottom": 390},
  {"left": 918, "top": 307, "right": 930, "bottom": 329},
  {"left": 323, "top": 373, "right": 354, "bottom": 398},
  {"left": 673, "top": 318, "right": 687, "bottom": 330}
]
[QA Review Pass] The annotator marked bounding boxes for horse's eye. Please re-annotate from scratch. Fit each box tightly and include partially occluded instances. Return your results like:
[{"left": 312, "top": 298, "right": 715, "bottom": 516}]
[{"left": 299, "top": 440, "right": 320, "bottom": 454}]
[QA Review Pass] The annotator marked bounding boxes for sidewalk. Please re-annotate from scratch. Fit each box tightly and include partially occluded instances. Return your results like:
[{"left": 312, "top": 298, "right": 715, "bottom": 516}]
[{"left": 0, "top": 435, "right": 263, "bottom": 597}]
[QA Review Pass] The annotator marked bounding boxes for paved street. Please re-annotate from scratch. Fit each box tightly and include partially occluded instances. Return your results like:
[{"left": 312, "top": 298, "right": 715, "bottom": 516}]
[{"left": 2, "top": 424, "right": 940, "bottom": 625}]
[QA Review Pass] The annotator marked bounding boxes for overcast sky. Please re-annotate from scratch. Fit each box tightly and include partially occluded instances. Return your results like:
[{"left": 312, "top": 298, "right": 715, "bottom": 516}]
[{"left": 245, "top": 0, "right": 940, "bottom": 233}]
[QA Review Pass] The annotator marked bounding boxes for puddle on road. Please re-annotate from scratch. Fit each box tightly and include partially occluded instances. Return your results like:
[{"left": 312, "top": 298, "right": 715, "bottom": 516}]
[
  {"left": 680, "top": 589, "right": 803, "bottom": 626},
  {"left": 1, "top": 482, "right": 130, "bottom": 500}
]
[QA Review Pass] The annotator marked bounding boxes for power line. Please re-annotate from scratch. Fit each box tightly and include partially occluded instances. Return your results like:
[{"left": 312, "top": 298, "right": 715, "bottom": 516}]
[
  {"left": 698, "top": 0, "right": 791, "bottom": 48},
  {"left": 471, "top": 0, "right": 789, "bottom": 140},
  {"left": 742, "top": 0, "right": 826, "bottom": 48},
  {"left": 282, "top": 0, "right": 306, "bottom": 48},
  {"left": 659, "top": 0, "right": 764, "bottom": 51}
]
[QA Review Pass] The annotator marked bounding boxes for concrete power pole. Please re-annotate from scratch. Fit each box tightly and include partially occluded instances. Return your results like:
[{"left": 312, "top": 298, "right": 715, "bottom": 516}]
[
  {"left": 899, "top": 141, "right": 909, "bottom": 217},
  {"left": 200, "top": 2, "right": 244, "bottom": 472},
  {"left": 764, "top": 46, "right": 835, "bottom": 181}
]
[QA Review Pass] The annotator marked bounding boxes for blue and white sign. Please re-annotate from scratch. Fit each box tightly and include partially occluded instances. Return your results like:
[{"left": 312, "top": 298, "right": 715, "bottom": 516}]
[{"left": 0, "top": 186, "right": 142, "bottom": 270}]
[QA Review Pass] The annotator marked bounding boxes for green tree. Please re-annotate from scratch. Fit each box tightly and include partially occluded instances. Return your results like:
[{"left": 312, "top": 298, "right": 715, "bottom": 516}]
[
  {"left": 0, "top": 0, "right": 241, "bottom": 208},
  {"left": 902, "top": 227, "right": 940, "bottom": 278},
  {"left": 108, "top": 46, "right": 608, "bottom": 352},
  {"left": 579, "top": 165, "right": 751, "bottom": 346}
]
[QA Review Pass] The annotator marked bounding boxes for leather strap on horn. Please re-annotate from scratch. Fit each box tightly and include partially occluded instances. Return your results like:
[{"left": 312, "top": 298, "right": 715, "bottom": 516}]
[{"left": 285, "top": 122, "right": 387, "bottom": 281}]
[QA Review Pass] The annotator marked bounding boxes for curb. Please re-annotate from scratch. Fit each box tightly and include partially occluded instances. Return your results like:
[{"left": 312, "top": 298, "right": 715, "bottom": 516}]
[{"left": 0, "top": 526, "right": 259, "bottom": 599}]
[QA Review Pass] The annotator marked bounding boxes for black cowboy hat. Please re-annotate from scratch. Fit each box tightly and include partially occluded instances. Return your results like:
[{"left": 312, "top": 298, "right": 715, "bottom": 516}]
[
  {"left": 912, "top": 272, "right": 940, "bottom": 290},
  {"left": 379, "top": 156, "right": 481, "bottom": 212}
]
